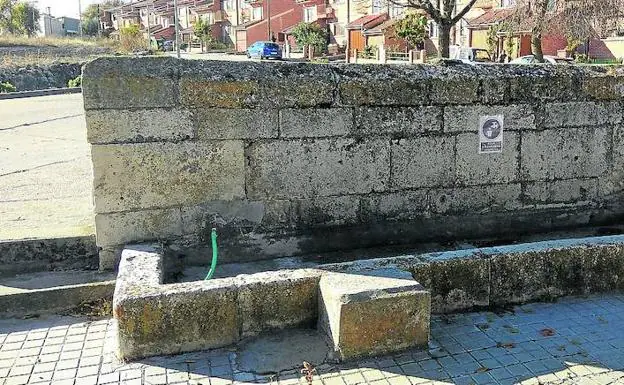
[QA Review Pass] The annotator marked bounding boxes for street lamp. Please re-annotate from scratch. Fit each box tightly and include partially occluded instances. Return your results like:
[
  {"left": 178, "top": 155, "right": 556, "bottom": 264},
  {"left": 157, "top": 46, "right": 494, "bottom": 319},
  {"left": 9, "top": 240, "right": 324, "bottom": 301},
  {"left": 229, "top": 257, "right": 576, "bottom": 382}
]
[{"left": 174, "top": 0, "right": 180, "bottom": 58}]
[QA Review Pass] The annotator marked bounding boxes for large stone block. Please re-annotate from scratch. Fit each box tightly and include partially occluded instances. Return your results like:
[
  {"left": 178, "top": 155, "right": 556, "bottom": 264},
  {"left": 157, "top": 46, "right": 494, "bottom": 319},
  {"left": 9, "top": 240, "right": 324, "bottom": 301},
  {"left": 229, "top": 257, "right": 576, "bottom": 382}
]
[
  {"left": 444, "top": 105, "right": 535, "bottom": 133},
  {"left": 181, "top": 200, "right": 266, "bottom": 235},
  {"left": 180, "top": 79, "right": 259, "bottom": 108},
  {"left": 430, "top": 78, "right": 480, "bottom": 105},
  {"left": 297, "top": 195, "right": 360, "bottom": 227},
  {"left": 582, "top": 75, "right": 624, "bottom": 101},
  {"left": 455, "top": 132, "right": 520, "bottom": 185},
  {"left": 195, "top": 108, "right": 278, "bottom": 139},
  {"left": 86, "top": 109, "right": 194, "bottom": 144},
  {"left": 82, "top": 57, "right": 179, "bottom": 110},
  {"left": 319, "top": 272, "right": 430, "bottom": 360},
  {"left": 539, "top": 102, "right": 622, "bottom": 129},
  {"left": 336, "top": 65, "right": 429, "bottom": 106},
  {"left": 238, "top": 270, "right": 319, "bottom": 337},
  {"left": 521, "top": 127, "right": 609, "bottom": 181},
  {"left": 354, "top": 106, "right": 442, "bottom": 136},
  {"left": 411, "top": 254, "right": 490, "bottom": 313},
  {"left": 390, "top": 137, "right": 455, "bottom": 189},
  {"left": 92, "top": 141, "right": 245, "bottom": 212},
  {"left": 95, "top": 209, "right": 183, "bottom": 248},
  {"left": 431, "top": 184, "right": 522, "bottom": 214},
  {"left": 280, "top": 108, "right": 353, "bottom": 138},
  {"left": 509, "top": 72, "right": 581, "bottom": 103},
  {"left": 360, "top": 191, "right": 430, "bottom": 222},
  {"left": 524, "top": 179, "right": 599, "bottom": 204},
  {"left": 246, "top": 138, "right": 390, "bottom": 199}
]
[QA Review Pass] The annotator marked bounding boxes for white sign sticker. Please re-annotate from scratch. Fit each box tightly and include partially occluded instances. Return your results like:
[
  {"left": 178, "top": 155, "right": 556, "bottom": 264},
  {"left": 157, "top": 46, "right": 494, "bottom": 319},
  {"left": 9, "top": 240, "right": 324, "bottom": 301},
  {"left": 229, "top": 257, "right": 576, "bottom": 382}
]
[{"left": 479, "top": 115, "right": 504, "bottom": 154}]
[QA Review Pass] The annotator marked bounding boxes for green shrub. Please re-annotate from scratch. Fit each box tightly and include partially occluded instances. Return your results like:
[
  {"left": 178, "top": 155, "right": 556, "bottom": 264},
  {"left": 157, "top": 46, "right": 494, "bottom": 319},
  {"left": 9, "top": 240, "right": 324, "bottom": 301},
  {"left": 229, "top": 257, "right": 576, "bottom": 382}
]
[
  {"left": 0, "top": 81, "right": 16, "bottom": 93},
  {"left": 68, "top": 75, "right": 82, "bottom": 88}
]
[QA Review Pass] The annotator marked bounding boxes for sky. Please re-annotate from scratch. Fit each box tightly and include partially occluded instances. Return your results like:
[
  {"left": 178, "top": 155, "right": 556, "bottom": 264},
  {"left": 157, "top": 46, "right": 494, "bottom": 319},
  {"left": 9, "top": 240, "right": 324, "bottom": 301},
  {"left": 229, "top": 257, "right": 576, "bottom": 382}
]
[{"left": 37, "top": 0, "right": 99, "bottom": 18}]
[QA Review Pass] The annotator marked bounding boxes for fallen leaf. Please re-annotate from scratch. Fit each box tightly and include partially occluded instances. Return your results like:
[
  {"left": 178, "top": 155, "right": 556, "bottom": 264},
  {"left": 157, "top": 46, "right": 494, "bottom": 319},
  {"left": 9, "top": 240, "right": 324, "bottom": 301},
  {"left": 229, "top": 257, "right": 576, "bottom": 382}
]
[
  {"left": 476, "top": 366, "right": 490, "bottom": 373},
  {"left": 496, "top": 342, "right": 516, "bottom": 349}
]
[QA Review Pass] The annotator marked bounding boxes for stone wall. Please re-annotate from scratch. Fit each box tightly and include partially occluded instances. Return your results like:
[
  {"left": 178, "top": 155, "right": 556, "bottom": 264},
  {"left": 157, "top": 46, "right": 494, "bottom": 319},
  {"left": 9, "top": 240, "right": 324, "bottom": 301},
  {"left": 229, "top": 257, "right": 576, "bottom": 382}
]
[
  {"left": 82, "top": 57, "right": 624, "bottom": 269},
  {"left": 1, "top": 63, "right": 82, "bottom": 91}
]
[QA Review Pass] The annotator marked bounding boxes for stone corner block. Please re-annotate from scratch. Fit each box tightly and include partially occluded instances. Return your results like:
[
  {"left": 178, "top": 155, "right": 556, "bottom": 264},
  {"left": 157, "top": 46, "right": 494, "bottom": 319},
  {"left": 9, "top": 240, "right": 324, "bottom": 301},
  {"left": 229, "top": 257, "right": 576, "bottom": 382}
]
[{"left": 318, "top": 272, "right": 430, "bottom": 361}]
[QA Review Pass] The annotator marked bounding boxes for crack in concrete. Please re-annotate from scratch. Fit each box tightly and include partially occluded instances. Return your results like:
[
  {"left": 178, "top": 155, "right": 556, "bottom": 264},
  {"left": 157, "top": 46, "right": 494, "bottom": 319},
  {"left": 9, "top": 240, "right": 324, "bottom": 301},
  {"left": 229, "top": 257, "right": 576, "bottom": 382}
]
[
  {"left": 0, "top": 113, "right": 84, "bottom": 131},
  {"left": 0, "top": 157, "right": 84, "bottom": 178}
]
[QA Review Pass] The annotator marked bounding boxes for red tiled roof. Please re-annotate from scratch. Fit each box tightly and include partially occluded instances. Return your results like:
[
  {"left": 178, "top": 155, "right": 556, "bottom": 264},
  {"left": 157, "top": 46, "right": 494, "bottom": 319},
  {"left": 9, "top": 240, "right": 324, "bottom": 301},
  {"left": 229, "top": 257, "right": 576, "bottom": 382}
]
[
  {"left": 467, "top": 7, "right": 514, "bottom": 27},
  {"left": 346, "top": 13, "right": 388, "bottom": 30},
  {"left": 153, "top": 25, "right": 175, "bottom": 39},
  {"left": 364, "top": 18, "right": 397, "bottom": 35}
]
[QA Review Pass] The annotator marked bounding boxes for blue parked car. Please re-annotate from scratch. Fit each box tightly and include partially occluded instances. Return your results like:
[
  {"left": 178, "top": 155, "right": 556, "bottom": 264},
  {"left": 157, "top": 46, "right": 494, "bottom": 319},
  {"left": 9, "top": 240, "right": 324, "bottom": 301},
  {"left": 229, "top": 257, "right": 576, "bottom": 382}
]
[{"left": 246, "top": 41, "right": 282, "bottom": 60}]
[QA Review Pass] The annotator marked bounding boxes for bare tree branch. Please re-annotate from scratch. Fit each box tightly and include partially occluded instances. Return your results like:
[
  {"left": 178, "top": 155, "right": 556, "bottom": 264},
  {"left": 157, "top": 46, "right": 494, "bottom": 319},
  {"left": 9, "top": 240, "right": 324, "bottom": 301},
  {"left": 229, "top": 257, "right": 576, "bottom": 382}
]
[{"left": 451, "top": 0, "right": 479, "bottom": 24}]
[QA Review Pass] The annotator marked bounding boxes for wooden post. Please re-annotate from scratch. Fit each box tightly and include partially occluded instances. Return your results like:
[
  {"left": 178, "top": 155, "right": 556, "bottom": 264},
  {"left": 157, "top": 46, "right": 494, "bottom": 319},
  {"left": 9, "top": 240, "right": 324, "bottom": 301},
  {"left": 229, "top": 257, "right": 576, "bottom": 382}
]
[
  {"left": 379, "top": 45, "right": 386, "bottom": 63},
  {"left": 353, "top": 48, "right": 358, "bottom": 63},
  {"left": 420, "top": 49, "right": 427, "bottom": 63},
  {"left": 408, "top": 50, "right": 415, "bottom": 64}
]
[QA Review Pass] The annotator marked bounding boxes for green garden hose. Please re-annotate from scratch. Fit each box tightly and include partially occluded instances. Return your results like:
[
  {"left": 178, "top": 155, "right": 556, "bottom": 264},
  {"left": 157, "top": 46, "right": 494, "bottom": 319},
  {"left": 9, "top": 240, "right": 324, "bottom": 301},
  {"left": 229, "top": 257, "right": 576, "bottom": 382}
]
[{"left": 204, "top": 228, "right": 218, "bottom": 280}]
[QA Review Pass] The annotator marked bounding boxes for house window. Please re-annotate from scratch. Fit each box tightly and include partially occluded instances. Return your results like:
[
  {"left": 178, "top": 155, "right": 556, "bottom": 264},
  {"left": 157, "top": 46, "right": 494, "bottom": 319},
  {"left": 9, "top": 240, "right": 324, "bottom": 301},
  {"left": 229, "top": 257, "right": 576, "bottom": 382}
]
[
  {"left": 222, "top": 0, "right": 235, "bottom": 11},
  {"left": 303, "top": 6, "right": 317, "bottom": 23},
  {"left": 389, "top": 4, "right": 403, "bottom": 18},
  {"left": 332, "top": 0, "right": 345, "bottom": 5},
  {"left": 500, "top": 0, "right": 515, "bottom": 6},
  {"left": 428, "top": 21, "right": 438, "bottom": 38},
  {"left": 204, "top": 13, "right": 214, "bottom": 24},
  {"left": 253, "top": 6, "right": 263, "bottom": 20},
  {"left": 371, "top": 0, "right": 383, "bottom": 14}
]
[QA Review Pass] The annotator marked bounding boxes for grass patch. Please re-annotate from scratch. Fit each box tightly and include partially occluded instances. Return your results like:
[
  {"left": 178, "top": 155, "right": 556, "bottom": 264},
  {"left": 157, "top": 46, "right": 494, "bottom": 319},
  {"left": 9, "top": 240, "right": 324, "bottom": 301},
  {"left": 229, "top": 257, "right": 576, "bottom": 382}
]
[{"left": 0, "top": 35, "right": 117, "bottom": 49}]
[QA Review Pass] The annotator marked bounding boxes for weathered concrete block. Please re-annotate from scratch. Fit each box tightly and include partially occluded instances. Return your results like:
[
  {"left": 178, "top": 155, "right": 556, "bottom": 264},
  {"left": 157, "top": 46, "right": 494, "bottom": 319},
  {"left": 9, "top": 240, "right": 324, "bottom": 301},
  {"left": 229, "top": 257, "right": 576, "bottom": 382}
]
[
  {"left": 246, "top": 138, "right": 389, "bottom": 199},
  {"left": 411, "top": 254, "right": 490, "bottom": 313},
  {"left": 280, "top": 108, "right": 353, "bottom": 138},
  {"left": 455, "top": 132, "right": 520, "bottom": 185},
  {"left": 181, "top": 200, "right": 266, "bottom": 235},
  {"left": 297, "top": 196, "right": 360, "bottom": 227},
  {"left": 354, "top": 106, "right": 442, "bottom": 136},
  {"left": 114, "top": 247, "right": 240, "bottom": 360},
  {"left": 180, "top": 79, "right": 259, "bottom": 108},
  {"left": 430, "top": 78, "right": 479, "bottom": 105},
  {"left": 336, "top": 65, "right": 429, "bottom": 106},
  {"left": 238, "top": 270, "right": 319, "bottom": 337},
  {"left": 82, "top": 57, "right": 178, "bottom": 110},
  {"left": 444, "top": 105, "right": 535, "bottom": 133},
  {"left": 92, "top": 141, "right": 245, "bottom": 212},
  {"left": 524, "top": 179, "right": 599, "bottom": 204},
  {"left": 509, "top": 72, "right": 580, "bottom": 102},
  {"left": 95, "top": 209, "right": 183, "bottom": 248},
  {"left": 319, "top": 272, "right": 430, "bottom": 360},
  {"left": 391, "top": 137, "right": 455, "bottom": 189},
  {"left": 195, "top": 108, "right": 278, "bottom": 139},
  {"left": 521, "top": 127, "right": 608, "bottom": 181},
  {"left": 582, "top": 75, "right": 624, "bottom": 101},
  {"left": 360, "top": 191, "right": 430, "bottom": 222},
  {"left": 539, "top": 102, "right": 622, "bottom": 128},
  {"left": 86, "top": 109, "right": 194, "bottom": 144},
  {"left": 431, "top": 184, "right": 522, "bottom": 214}
]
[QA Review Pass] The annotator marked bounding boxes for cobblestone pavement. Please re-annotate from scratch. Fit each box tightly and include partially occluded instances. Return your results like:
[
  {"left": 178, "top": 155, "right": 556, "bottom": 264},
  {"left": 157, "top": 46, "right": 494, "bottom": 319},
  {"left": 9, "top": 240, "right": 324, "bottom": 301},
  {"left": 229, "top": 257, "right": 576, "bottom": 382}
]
[{"left": 2, "top": 294, "right": 624, "bottom": 385}]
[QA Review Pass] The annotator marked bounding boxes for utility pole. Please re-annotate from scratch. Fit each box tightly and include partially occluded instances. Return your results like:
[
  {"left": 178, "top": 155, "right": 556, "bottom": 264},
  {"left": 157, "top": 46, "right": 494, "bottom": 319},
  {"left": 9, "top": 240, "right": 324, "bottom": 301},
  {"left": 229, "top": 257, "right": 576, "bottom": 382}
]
[
  {"left": 97, "top": 4, "right": 101, "bottom": 38},
  {"left": 174, "top": 0, "right": 180, "bottom": 58},
  {"left": 78, "top": 0, "right": 83, "bottom": 38},
  {"left": 146, "top": 1, "right": 152, "bottom": 48},
  {"left": 267, "top": 0, "right": 271, "bottom": 40}
]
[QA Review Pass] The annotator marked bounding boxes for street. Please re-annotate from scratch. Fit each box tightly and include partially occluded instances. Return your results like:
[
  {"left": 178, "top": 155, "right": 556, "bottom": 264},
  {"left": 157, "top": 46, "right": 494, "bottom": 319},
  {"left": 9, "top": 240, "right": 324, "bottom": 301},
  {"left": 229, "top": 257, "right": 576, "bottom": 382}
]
[{"left": 0, "top": 94, "right": 94, "bottom": 241}]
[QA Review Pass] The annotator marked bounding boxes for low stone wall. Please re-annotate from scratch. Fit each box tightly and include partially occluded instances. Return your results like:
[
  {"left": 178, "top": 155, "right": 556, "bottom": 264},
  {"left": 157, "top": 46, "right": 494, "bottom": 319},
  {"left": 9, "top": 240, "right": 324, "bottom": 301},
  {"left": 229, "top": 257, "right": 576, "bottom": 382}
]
[
  {"left": 82, "top": 57, "right": 624, "bottom": 269},
  {"left": 1, "top": 63, "right": 82, "bottom": 91}
]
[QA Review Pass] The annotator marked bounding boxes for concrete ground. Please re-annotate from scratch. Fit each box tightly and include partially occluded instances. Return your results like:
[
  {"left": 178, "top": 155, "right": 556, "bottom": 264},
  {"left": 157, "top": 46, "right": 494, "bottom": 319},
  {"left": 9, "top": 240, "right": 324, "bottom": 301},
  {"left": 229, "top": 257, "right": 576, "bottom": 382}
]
[
  {"left": 0, "top": 94, "right": 94, "bottom": 241},
  {"left": 2, "top": 294, "right": 624, "bottom": 385}
]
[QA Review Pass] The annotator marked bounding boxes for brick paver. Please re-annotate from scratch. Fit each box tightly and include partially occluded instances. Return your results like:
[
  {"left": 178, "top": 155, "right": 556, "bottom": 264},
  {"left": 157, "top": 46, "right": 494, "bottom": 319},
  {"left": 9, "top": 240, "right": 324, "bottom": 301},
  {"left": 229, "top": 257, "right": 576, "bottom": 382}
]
[{"left": 2, "top": 294, "right": 624, "bottom": 385}]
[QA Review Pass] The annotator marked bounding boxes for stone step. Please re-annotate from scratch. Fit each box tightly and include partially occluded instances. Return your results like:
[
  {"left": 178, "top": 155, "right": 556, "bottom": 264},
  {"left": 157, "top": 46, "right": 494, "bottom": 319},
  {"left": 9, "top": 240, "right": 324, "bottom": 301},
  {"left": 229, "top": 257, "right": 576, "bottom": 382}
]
[
  {"left": 0, "top": 270, "right": 115, "bottom": 317},
  {"left": 318, "top": 270, "right": 431, "bottom": 361}
]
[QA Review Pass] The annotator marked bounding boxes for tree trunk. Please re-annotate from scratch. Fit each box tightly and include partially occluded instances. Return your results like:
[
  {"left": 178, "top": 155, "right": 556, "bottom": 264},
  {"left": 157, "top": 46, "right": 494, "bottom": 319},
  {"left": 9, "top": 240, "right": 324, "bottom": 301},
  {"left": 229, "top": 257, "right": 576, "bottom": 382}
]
[
  {"left": 531, "top": 33, "right": 544, "bottom": 62},
  {"left": 438, "top": 23, "right": 451, "bottom": 58}
]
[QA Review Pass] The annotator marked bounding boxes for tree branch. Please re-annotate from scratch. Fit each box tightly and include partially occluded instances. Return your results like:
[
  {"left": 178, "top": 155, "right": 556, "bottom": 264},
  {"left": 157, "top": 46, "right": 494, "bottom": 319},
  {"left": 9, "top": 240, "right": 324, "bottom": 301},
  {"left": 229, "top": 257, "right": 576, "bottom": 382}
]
[
  {"left": 401, "top": 0, "right": 444, "bottom": 22},
  {"left": 451, "top": 0, "right": 478, "bottom": 24}
]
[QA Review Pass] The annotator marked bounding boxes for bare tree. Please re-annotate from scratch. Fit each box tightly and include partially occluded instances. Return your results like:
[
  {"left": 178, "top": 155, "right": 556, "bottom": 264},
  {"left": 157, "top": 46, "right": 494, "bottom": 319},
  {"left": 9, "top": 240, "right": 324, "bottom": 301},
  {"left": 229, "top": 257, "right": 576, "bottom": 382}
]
[
  {"left": 510, "top": 0, "right": 624, "bottom": 62},
  {"left": 387, "top": 0, "right": 479, "bottom": 58}
]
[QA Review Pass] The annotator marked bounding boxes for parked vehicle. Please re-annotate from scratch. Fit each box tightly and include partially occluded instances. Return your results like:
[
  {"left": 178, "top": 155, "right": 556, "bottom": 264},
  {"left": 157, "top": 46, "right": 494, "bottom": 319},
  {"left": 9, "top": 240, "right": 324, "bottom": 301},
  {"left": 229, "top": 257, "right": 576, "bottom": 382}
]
[
  {"left": 509, "top": 55, "right": 574, "bottom": 65},
  {"left": 449, "top": 46, "right": 492, "bottom": 64},
  {"left": 246, "top": 41, "right": 282, "bottom": 60}
]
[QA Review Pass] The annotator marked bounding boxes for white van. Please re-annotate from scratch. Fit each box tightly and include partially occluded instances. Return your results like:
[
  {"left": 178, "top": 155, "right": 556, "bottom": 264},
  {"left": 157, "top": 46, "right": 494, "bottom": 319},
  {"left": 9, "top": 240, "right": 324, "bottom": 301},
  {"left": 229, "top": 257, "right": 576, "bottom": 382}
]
[{"left": 449, "top": 45, "right": 492, "bottom": 64}]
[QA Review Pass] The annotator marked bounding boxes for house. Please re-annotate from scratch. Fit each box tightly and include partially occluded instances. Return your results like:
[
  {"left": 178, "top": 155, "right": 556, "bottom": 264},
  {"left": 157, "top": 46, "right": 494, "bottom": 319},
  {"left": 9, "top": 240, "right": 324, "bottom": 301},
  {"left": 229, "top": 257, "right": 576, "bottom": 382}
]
[
  {"left": 234, "top": 0, "right": 333, "bottom": 52},
  {"left": 40, "top": 14, "right": 81, "bottom": 37}
]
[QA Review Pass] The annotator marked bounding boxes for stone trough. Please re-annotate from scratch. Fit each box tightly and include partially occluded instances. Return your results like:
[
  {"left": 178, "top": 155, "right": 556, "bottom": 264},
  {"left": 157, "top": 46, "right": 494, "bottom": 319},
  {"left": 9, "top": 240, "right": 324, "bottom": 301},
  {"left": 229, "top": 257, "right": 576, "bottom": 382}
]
[{"left": 113, "top": 234, "right": 624, "bottom": 361}]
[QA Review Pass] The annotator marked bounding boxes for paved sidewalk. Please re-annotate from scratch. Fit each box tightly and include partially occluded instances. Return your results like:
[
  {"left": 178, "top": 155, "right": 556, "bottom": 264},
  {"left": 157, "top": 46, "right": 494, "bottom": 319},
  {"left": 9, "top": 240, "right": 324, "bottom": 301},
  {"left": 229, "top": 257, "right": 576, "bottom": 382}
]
[
  {"left": 2, "top": 294, "right": 624, "bottom": 385},
  {"left": 0, "top": 94, "right": 94, "bottom": 241}
]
